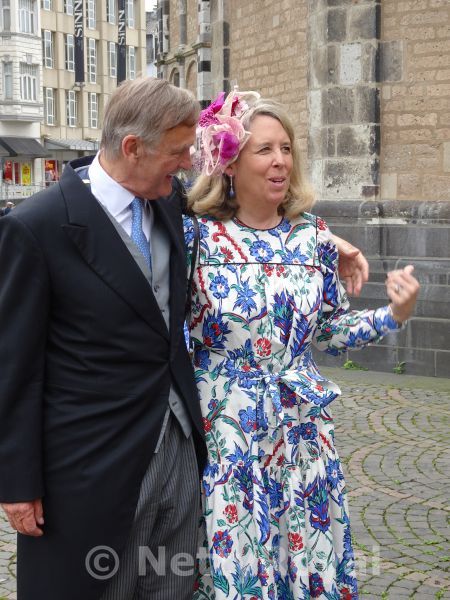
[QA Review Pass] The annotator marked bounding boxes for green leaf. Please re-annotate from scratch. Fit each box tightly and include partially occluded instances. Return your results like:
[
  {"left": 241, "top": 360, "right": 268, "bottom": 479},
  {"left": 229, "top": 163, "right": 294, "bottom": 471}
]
[
  {"left": 219, "top": 415, "right": 247, "bottom": 444},
  {"left": 213, "top": 570, "right": 230, "bottom": 596}
]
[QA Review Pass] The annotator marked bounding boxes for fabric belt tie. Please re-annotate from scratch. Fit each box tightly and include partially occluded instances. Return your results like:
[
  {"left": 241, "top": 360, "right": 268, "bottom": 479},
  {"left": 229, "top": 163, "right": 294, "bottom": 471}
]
[{"left": 256, "top": 366, "right": 342, "bottom": 447}]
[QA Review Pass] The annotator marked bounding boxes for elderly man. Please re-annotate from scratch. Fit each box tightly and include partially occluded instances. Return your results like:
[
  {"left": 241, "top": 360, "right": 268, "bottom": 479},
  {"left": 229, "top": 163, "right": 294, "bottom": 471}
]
[{"left": 0, "top": 78, "right": 206, "bottom": 600}]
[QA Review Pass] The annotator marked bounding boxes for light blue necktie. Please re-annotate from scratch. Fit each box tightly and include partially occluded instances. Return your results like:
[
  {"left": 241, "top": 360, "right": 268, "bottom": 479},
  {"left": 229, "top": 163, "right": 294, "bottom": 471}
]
[{"left": 130, "top": 197, "right": 152, "bottom": 274}]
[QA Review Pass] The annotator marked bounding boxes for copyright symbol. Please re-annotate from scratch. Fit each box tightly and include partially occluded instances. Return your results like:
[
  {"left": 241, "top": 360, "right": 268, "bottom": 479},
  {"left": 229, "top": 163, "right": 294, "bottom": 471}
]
[{"left": 85, "top": 545, "right": 119, "bottom": 580}]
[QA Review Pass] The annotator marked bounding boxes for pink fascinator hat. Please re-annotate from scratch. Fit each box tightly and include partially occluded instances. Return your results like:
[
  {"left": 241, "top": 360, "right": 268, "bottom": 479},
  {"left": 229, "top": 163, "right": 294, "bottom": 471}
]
[{"left": 196, "top": 86, "right": 260, "bottom": 177}]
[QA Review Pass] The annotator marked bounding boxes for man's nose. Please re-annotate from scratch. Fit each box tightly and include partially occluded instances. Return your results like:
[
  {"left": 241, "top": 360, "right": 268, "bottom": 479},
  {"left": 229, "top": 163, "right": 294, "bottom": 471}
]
[{"left": 179, "top": 147, "right": 193, "bottom": 170}]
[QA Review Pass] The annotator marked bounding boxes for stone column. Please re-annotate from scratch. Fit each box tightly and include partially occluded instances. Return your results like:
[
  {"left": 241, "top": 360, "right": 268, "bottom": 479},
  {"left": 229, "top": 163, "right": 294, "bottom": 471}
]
[
  {"left": 309, "top": 0, "right": 381, "bottom": 201},
  {"left": 157, "top": 0, "right": 170, "bottom": 78},
  {"left": 210, "top": 0, "right": 230, "bottom": 97},
  {"left": 178, "top": 0, "right": 187, "bottom": 46},
  {"left": 196, "top": 0, "right": 212, "bottom": 107}
]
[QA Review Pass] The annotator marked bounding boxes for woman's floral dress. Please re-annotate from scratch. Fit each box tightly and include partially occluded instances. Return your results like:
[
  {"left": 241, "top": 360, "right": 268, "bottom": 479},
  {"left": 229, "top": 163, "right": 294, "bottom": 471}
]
[{"left": 183, "top": 213, "right": 400, "bottom": 600}]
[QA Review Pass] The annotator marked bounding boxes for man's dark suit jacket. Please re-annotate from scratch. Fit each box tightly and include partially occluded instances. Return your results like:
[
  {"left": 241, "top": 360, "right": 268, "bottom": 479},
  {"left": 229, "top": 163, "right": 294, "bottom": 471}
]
[{"left": 0, "top": 156, "right": 206, "bottom": 600}]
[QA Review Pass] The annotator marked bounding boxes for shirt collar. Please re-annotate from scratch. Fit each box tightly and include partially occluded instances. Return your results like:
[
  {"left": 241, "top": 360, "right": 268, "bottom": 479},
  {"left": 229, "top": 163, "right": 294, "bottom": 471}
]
[{"left": 88, "top": 152, "right": 135, "bottom": 218}]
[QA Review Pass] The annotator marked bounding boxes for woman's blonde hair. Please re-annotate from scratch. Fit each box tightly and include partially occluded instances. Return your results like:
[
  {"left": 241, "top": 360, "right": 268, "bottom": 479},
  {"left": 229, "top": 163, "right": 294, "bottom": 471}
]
[{"left": 188, "top": 98, "right": 315, "bottom": 219}]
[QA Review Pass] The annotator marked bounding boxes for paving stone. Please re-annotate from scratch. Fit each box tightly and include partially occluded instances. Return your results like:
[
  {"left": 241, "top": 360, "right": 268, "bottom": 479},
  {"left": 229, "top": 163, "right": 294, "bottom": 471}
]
[{"left": 1, "top": 368, "right": 449, "bottom": 598}]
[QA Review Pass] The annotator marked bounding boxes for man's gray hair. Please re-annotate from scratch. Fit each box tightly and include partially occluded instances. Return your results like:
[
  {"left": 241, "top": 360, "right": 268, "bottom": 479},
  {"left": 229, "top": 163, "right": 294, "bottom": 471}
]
[{"left": 101, "top": 77, "right": 200, "bottom": 160}]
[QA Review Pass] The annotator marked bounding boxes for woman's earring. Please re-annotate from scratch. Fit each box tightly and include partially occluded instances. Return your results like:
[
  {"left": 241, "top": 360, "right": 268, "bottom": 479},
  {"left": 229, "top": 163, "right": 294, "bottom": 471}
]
[{"left": 228, "top": 175, "right": 235, "bottom": 199}]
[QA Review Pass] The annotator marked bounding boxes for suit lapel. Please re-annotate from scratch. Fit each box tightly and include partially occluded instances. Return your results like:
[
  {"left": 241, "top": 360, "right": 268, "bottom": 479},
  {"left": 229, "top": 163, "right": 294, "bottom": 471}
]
[
  {"left": 59, "top": 164, "right": 169, "bottom": 339},
  {"left": 152, "top": 193, "right": 186, "bottom": 355}
]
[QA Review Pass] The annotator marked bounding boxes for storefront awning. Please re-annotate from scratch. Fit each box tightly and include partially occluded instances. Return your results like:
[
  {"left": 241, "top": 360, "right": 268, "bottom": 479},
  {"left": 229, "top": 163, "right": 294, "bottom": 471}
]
[
  {"left": 0, "top": 136, "right": 49, "bottom": 158},
  {"left": 44, "top": 138, "right": 99, "bottom": 151}
]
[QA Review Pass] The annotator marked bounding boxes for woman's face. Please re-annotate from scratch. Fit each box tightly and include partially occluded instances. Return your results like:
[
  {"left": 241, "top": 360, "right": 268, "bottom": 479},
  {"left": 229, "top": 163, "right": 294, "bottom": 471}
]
[{"left": 228, "top": 114, "right": 293, "bottom": 214}]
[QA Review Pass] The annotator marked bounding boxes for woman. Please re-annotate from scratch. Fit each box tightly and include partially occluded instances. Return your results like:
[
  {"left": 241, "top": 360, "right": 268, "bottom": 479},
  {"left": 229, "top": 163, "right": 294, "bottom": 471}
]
[{"left": 184, "top": 90, "right": 419, "bottom": 599}]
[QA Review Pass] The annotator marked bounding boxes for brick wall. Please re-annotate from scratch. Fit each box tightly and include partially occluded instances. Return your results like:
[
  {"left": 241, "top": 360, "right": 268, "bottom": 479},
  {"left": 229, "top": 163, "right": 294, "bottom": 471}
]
[
  {"left": 381, "top": 0, "right": 450, "bottom": 201},
  {"left": 228, "top": 0, "right": 309, "bottom": 154}
]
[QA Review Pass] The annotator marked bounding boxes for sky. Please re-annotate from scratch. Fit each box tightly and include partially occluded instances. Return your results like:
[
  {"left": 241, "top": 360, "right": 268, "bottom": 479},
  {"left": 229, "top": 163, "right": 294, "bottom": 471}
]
[{"left": 145, "top": 0, "right": 157, "bottom": 9}]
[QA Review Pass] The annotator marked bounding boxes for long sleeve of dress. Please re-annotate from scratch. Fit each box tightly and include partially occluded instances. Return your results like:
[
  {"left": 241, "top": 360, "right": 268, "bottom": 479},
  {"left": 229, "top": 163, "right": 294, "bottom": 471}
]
[{"left": 313, "top": 219, "right": 401, "bottom": 356}]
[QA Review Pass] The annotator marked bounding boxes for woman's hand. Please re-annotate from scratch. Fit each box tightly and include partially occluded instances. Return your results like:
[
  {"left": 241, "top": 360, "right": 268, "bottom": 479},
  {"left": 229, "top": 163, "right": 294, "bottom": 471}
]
[
  {"left": 386, "top": 265, "right": 420, "bottom": 324},
  {"left": 331, "top": 234, "right": 369, "bottom": 297}
]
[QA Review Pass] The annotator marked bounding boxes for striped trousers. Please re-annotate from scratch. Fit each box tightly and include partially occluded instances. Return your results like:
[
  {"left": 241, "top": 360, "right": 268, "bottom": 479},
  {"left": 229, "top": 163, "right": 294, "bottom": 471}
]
[{"left": 101, "top": 415, "right": 200, "bottom": 600}]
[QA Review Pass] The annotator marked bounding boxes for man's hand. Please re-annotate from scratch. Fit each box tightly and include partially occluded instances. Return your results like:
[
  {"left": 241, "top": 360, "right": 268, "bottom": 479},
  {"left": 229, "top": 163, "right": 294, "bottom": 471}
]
[
  {"left": 332, "top": 234, "right": 369, "bottom": 297},
  {"left": 1, "top": 499, "right": 44, "bottom": 537}
]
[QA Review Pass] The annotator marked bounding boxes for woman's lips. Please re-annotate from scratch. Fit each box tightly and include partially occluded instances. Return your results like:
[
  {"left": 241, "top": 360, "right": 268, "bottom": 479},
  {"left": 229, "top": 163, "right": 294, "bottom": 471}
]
[{"left": 268, "top": 177, "right": 286, "bottom": 188}]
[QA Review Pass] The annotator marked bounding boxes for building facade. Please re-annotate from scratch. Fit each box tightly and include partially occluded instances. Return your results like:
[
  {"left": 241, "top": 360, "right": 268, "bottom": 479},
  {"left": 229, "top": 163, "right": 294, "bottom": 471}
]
[
  {"left": 146, "top": 8, "right": 157, "bottom": 77},
  {"left": 0, "top": 0, "right": 146, "bottom": 197},
  {"left": 0, "top": 0, "right": 47, "bottom": 193},
  {"left": 157, "top": 0, "right": 450, "bottom": 377}
]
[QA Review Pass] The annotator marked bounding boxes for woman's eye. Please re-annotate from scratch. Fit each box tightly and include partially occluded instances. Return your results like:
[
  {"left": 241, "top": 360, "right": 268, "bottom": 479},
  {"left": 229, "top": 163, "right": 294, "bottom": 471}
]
[{"left": 282, "top": 146, "right": 291, "bottom": 153}]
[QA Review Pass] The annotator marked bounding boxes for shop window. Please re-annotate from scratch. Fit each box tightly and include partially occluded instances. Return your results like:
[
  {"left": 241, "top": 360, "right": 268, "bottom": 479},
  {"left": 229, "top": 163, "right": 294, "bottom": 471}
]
[
  {"left": 44, "top": 159, "right": 59, "bottom": 186},
  {"left": 3, "top": 160, "right": 33, "bottom": 185}
]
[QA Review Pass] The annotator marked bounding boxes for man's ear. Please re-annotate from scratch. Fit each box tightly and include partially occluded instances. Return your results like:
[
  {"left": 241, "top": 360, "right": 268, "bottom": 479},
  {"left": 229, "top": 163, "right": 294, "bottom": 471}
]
[{"left": 121, "top": 135, "right": 140, "bottom": 160}]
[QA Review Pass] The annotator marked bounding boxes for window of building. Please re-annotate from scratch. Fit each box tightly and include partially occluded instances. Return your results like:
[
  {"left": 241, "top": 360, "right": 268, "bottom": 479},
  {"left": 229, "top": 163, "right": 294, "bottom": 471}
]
[
  {"left": 66, "top": 90, "right": 77, "bottom": 127},
  {"left": 108, "top": 41, "right": 116, "bottom": 78},
  {"left": 0, "top": 0, "right": 11, "bottom": 31},
  {"left": 87, "top": 38, "right": 97, "bottom": 84},
  {"left": 41, "top": 0, "right": 51, "bottom": 10},
  {"left": 106, "top": 0, "right": 115, "bottom": 24},
  {"left": 18, "top": 0, "right": 36, "bottom": 33},
  {"left": 65, "top": 34, "right": 75, "bottom": 71},
  {"left": 88, "top": 92, "right": 98, "bottom": 128},
  {"left": 20, "top": 63, "right": 37, "bottom": 101},
  {"left": 64, "top": 0, "right": 73, "bottom": 15},
  {"left": 126, "top": 46, "right": 135, "bottom": 80},
  {"left": 126, "top": 0, "right": 134, "bottom": 28},
  {"left": 3, "top": 61, "right": 12, "bottom": 99},
  {"left": 43, "top": 30, "right": 54, "bottom": 69},
  {"left": 44, "top": 87, "right": 55, "bottom": 125},
  {"left": 3, "top": 160, "right": 33, "bottom": 185},
  {"left": 86, "top": 0, "right": 95, "bottom": 29}
]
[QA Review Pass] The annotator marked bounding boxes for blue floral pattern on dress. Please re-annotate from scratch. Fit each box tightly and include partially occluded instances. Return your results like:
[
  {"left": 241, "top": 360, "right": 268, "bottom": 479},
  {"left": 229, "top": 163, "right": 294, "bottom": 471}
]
[{"left": 185, "top": 213, "right": 400, "bottom": 600}]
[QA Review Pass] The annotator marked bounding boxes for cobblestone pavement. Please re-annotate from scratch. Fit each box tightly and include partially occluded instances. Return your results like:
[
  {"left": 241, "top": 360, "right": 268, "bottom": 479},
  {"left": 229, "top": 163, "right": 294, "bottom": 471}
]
[{"left": 0, "top": 369, "right": 449, "bottom": 599}]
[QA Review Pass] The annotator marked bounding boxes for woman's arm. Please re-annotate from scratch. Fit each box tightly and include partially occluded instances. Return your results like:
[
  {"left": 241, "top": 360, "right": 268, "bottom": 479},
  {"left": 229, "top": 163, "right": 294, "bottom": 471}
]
[{"left": 314, "top": 223, "right": 419, "bottom": 355}]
